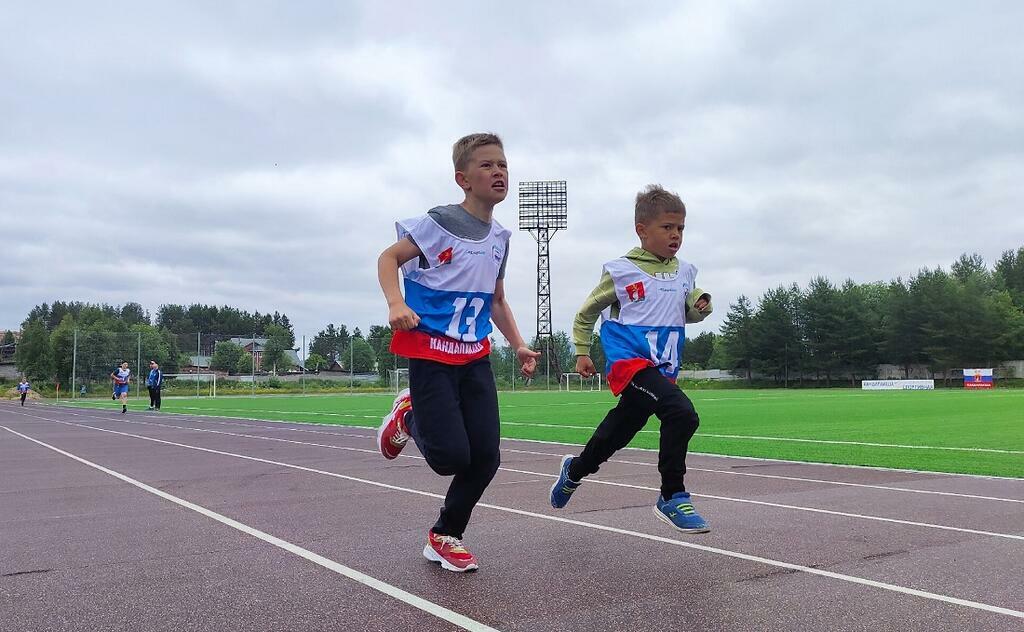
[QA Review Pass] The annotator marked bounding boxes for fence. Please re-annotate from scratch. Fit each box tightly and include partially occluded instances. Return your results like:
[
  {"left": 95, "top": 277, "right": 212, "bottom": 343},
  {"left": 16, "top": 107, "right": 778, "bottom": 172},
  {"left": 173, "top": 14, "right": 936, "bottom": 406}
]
[
  {"left": 44, "top": 330, "right": 612, "bottom": 397},
  {"left": 57, "top": 331, "right": 337, "bottom": 398}
]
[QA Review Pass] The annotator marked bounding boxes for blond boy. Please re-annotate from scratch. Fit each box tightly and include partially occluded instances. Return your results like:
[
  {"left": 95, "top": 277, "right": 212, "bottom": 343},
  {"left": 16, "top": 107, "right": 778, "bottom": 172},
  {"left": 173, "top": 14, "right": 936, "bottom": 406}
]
[{"left": 376, "top": 133, "right": 539, "bottom": 571}]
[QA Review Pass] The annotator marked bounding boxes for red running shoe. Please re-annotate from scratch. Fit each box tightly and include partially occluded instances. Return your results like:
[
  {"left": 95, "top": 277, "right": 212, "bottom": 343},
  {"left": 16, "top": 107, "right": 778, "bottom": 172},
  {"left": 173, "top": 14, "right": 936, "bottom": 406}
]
[
  {"left": 376, "top": 388, "right": 411, "bottom": 459},
  {"left": 423, "top": 531, "right": 479, "bottom": 572}
]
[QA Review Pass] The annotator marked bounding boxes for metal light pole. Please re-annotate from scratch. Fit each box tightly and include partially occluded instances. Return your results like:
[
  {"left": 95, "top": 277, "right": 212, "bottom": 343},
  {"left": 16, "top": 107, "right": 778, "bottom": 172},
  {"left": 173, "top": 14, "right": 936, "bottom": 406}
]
[
  {"left": 136, "top": 332, "right": 142, "bottom": 399},
  {"left": 196, "top": 332, "right": 202, "bottom": 398},
  {"left": 71, "top": 329, "right": 78, "bottom": 398},
  {"left": 250, "top": 333, "right": 256, "bottom": 397},
  {"left": 519, "top": 180, "right": 567, "bottom": 390}
]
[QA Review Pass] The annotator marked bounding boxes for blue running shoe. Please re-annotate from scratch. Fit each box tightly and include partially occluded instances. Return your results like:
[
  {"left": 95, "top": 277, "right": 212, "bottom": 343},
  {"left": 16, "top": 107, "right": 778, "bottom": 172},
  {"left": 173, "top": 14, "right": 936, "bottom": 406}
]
[
  {"left": 549, "top": 455, "right": 581, "bottom": 508},
  {"left": 654, "top": 492, "right": 709, "bottom": 533}
]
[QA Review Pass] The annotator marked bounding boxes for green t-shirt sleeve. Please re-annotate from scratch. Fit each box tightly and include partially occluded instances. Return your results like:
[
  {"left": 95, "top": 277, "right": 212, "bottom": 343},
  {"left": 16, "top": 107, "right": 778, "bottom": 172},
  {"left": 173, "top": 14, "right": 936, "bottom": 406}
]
[{"left": 573, "top": 271, "right": 617, "bottom": 356}]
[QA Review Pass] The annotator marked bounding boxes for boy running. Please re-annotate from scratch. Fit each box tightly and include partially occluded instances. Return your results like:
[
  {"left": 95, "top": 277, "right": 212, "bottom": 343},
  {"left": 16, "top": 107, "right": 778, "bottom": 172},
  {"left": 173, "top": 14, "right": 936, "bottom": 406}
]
[
  {"left": 17, "top": 378, "right": 30, "bottom": 406},
  {"left": 110, "top": 361, "right": 131, "bottom": 414},
  {"left": 376, "top": 133, "right": 539, "bottom": 572},
  {"left": 549, "top": 184, "right": 714, "bottom": 533}
]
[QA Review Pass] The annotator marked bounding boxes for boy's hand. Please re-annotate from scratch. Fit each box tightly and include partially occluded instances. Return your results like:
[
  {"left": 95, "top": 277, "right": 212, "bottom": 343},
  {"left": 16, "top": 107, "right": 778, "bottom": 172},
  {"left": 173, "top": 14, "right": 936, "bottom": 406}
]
[
  {"left": 694, "top": 293, "right": 711, "bottom": 312},
  {"left": 576, "top": 355, "right": 597, "bottom": 378},
  {"left": 388, "top": 302, "right": 421, "bottom": 331},
  {"left": 517, "top": 346, "right": 541, "bottom": 378}
]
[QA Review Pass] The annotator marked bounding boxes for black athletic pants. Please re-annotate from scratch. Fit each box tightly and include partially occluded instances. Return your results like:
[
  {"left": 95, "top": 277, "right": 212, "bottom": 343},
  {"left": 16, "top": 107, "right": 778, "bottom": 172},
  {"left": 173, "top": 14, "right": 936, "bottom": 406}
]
[
  {"left": 147, "top": 386, "right": 161, "bottom": 410},
  {"left": 568, "top": 366, "right": 700, "bottom": 499},
  {"left": 406, "top": 357, "right": 500, "bottom": 539},
  {"left": 20, "top": 393, "right": 26, "bottom": 406}
]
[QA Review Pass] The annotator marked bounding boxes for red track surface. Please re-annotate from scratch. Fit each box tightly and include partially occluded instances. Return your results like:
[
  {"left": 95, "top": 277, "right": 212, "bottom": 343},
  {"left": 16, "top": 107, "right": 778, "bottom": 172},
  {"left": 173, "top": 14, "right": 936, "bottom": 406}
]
[{"left": 2, "top": 402, "right": 1022, "bottom": 631}]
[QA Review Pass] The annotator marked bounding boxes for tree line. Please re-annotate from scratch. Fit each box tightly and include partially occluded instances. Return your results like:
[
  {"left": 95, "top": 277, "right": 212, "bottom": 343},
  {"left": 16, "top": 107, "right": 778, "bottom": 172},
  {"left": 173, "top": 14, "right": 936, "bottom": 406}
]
[
  {"left": 14, "top": 247, "right": 1022, "bottom": 387},
  {"left": 707, "top": 249, "right": 1024, "bottom": 384},
  {"left": 15, "top": 302, "right": 298, "bottom": 385}
]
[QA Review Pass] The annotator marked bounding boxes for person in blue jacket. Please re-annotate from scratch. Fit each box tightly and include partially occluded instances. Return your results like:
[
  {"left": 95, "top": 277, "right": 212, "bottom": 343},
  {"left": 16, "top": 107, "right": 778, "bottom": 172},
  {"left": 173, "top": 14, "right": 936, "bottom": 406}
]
[{"left": 146, "top": 360, "right": 163, "bottom": 411}]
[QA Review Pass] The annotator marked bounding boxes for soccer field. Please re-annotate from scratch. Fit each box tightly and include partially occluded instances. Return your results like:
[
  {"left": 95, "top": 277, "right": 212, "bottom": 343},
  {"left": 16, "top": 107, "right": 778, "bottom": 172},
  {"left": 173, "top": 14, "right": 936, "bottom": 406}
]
[{"left": 60, "top": 388, "right": 1024, "bottom": 478}]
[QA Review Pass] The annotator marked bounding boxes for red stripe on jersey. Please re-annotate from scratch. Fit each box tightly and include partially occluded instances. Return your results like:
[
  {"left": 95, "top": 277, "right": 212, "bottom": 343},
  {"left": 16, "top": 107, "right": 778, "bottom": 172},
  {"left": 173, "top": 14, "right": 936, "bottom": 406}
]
[{"left": 390, "top": 329, "right": 491, "bottom": 365}]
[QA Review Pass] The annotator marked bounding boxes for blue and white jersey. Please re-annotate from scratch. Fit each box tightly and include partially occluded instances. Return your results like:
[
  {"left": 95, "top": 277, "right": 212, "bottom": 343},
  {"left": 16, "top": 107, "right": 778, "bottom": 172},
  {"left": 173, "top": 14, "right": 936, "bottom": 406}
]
[
  {"left": 17, "top": 381, "right": 30, "bottom": 393},
  {"left": 599, "top": 257, "right": 696, "bottom": 394},
  {"left": 114, "top": 367, "right": 131, "bottom": 385},
  {"left": 391, "top": 213, "right": 511, "bottom": 364}
]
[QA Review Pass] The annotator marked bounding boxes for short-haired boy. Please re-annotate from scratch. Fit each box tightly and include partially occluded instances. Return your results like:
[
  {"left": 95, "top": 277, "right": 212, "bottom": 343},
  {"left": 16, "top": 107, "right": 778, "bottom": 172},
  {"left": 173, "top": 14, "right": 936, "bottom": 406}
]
[
  {"left": 111, "top": 361, "right": 131, "bottom": 414},
  {"left": 549, "top": 184, "right": 714, "bottom": 533},
  {"left": 17, "top": 378, "right": 30, "bottom": 406},
  {"left": 376, "top": 133, "right": 539, "bottom": 571}
]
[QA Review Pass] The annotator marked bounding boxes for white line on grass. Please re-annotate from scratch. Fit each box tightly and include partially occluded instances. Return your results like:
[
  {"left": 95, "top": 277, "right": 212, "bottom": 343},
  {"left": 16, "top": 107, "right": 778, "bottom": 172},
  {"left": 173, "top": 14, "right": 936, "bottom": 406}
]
[
  {"left": 0, "top": 423, "right": 500, "bottom": 632},
  {"left": 14, "top": 412, "right": 1024, "bottom": 621},
  {"left": 501, "top": 422, "right": 1024, "bottom": 455},
  {"left": 58, "top": 403, "right": 1024, "bottom": 455},
  {"left": 510, "top": 436, "right": 1024, "bottom": 482}
]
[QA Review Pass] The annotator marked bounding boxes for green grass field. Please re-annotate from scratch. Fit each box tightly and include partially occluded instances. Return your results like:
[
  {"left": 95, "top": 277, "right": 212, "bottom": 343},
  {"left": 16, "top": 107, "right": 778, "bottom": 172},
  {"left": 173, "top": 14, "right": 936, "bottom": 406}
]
[{"left": 59, "top": 388, "right": 1024, "bottom": 478}]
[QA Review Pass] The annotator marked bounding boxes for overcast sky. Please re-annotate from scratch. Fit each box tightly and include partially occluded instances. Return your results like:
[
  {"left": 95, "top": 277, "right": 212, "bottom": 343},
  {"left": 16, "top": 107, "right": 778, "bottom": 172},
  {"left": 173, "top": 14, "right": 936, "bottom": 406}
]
[{"left": 3, "top": 1, "right": 1022, "bottom": 348}]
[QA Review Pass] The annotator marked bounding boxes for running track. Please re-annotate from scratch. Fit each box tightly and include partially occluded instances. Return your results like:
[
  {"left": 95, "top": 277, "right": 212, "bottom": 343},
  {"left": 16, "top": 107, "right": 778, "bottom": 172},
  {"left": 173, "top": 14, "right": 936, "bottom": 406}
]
[{"left": 1, "top": 402, "right": 1022, "bottom": 631}]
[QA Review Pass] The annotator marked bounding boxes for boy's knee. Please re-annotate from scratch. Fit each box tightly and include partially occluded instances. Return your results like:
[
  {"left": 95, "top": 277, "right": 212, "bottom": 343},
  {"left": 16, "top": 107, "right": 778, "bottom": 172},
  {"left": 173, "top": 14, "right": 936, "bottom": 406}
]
[
  {"left": 425, "top": 445, "right": 472, "bottom": 476},
  {"left": 478, "top": 448, "right": 500, "bottom": 478},
  {"left": 659, "top": 398, "right": 700, "bottom": 430}
]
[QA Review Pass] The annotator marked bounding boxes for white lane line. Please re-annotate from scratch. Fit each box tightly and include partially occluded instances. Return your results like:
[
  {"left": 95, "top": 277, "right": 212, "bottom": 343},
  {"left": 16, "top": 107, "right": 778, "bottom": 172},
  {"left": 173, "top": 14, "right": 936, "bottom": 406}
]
[
  {"left": 50, "top": 402, "right": 1024, "bottom": 481},
  {"left": 495, "top": 465, "right": 1024, "bottom": 542},
  {"left": 70, "top": 413, "right": 1024, "bottom": 543},
  {"left": 74, "top": 409, "right": 1024, "bottom": 503},
  {"left": 0, "top": 423, "right": 500, "bottom": 632},
  {"left": 51, "top": 413, "right": 1024, "bottom": 540},
  {"left": 13, "top": 411, "right": 1024, "bottom": 620},
  {"left": 497, "top": 448, "right": 1024, "bottom": 505}
]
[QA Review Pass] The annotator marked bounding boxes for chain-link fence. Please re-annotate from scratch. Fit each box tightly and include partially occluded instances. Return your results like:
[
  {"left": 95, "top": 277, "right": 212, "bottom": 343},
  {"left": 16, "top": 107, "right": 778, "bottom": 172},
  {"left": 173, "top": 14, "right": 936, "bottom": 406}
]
[{"left": 54, "top": 330, "right": 393, "bottom": 398}]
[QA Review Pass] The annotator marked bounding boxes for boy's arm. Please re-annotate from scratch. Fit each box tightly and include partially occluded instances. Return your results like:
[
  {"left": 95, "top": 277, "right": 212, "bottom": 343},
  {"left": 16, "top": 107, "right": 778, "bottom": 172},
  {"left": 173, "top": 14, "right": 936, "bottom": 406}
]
[
  {"left": 377, "top": 238, "right": 425, "bottom": 331},
  {"left": 491, "top": 279, "right": 541, "bottom": 377},
  {"left": 572, "top": 271, "right": 618, "bottom": 378},
  {"left": 572, "top": 270, "right": 617, "bottom": 357}
]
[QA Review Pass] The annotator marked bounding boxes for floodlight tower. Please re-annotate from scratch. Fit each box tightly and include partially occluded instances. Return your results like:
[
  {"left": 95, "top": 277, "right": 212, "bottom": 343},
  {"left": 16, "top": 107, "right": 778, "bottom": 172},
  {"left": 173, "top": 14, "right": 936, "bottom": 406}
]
[{"left": 519, "top": 180, "right": 568, "bottom": 386}]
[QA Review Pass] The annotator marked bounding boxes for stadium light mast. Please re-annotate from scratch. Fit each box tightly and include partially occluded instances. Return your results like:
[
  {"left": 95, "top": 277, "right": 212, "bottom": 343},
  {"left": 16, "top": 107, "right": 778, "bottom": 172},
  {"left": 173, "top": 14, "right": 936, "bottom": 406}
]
[{"left": 519, "top": 180, "right": 568, "bottom": 387}]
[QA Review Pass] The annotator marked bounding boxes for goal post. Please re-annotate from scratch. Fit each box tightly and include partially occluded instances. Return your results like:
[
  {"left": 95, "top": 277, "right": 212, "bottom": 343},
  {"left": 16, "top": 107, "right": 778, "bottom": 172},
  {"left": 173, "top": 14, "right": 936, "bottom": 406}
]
[
  {"left": 388, "top": 368, "right": 410, "bottom": 394},
  {"left": 162, "top": 372, "right": 217, "bottom": 397},
  {"left": 560, "top": 372, "right": 603, "bottom": 391}
]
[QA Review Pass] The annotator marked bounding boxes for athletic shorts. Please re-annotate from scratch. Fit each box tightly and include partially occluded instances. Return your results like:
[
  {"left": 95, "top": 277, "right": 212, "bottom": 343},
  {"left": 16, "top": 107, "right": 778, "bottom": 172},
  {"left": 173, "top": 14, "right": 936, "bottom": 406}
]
[{"left": 113, "top": 384, "right": 130, "bottom": 397}]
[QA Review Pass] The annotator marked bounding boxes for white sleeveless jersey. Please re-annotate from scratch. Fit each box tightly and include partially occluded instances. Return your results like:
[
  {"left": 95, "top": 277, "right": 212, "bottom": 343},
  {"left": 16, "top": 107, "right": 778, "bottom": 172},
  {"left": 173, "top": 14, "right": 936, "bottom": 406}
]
[
  {"left": 391, "top": 213, "right": 511, "bottom": 364},
  {"left": 599, "top": 257, "right": 696, "bottom": 393},
  {"left": 114, "top": 367, "right": 131, "bottom": 384}
]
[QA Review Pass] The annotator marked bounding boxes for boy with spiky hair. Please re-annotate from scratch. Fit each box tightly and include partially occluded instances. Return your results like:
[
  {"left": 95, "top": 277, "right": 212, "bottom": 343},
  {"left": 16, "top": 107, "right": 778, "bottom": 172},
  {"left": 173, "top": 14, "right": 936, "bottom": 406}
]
[
  {"left": 549, "top": 184, "right": 714, "bottom": 533},
  {"left": 376, "top": 133, "right": 539, "bottom": 572}
]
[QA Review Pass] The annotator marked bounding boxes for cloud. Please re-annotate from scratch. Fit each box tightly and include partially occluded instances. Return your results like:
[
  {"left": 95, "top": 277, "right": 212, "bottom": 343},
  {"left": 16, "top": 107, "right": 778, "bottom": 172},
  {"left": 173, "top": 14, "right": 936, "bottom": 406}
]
[{"left": 2, "top": 0, "right": 1022, "bottom": 349}]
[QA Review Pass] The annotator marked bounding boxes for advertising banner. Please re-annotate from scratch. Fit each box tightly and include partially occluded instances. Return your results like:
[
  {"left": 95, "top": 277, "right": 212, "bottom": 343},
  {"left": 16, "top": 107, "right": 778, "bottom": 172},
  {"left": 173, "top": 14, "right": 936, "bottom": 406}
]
[
  {"left": 861, "top": 380, "right": 935, "bottom": 390},
  {"left": 963, "top": 368, "right": 994, "bottom": 389}
]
